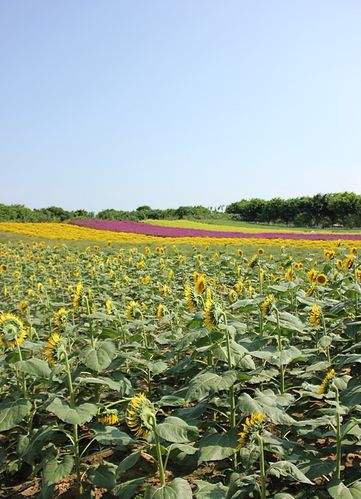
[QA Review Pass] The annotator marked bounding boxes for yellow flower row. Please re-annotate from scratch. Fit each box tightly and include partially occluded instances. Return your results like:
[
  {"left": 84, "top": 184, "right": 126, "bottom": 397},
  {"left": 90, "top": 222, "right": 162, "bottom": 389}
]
[{"left": 1, "top": 222, "right": 361, "bottom": 250}]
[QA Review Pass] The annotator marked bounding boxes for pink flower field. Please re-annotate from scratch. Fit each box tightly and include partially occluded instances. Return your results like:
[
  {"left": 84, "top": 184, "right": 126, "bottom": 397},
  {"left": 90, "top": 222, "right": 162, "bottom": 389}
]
[{"left": 71, "top": 219, "right": 361, "bottom": 241}]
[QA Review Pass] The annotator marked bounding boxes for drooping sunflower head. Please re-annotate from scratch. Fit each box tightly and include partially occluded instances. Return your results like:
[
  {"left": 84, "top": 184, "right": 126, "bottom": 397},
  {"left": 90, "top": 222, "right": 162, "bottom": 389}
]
[
  {"left": 238, "top": 412, "right": 266, "bottom": 448},
  {"left": 260, "top": 294, "right": 275, "bottom": 316},
  {"left": 184, "top": 283, "right": 197, "bottom": 312},
  {"left": 52, "top": 307, "right": 68, "bottom": 329},
  {"left": 203, "top": 296, "right": 219, "bottom": 331},
  {"left": 308, "top": 269, "right": 318, "bottom": 283},
  {"left": 248, "top": 254, "right": 258, "bottom": 268},
  {"left": 228, "top": 289, "right": 238, "bottom": 303},
  {"left": 105, "top": 299, "right": 113, "bottom": 315},
  {"left": 234, "top": 278, "right": 244, "bottom": 296},
  {"left": 318, "top": 368, "right": 336, "bottom": 395},
  {"left": 72, "top": 282, "right": 83, "bottom": 309},
  {"left": 324, "top": 249, "right": 335, "bottom": 260},
  {"left": 125, "top": 300, "right": 142, "bottom": 321},
  {"left": 156, "top": 303, "right": 165, "bottom": 319},
  {"left": 343, "top": 255, "right": 354, "bottom": 269},
  {"left": 18, "top": 300, "right": 29, "bottom": 315},
  {"left": 194, "top": 273, "right": 206, "bottom": 294},
  {"left": 284, "top": 267, "right": 294, "bottom": 281},
  {"left": 126, "top": 393, "right": 156, "bottom": 438},
  {"left": 97, "top": 411, "right": 120, "bottom": 426},
  {"left": 43, "top": 332, "right": 62, "bottom": 364},
  {"left": 309, "top": 303, "right": 322, "bottom": 327},
  {"left": 0, "top": 313, "right": 28, "bottom": 349}
]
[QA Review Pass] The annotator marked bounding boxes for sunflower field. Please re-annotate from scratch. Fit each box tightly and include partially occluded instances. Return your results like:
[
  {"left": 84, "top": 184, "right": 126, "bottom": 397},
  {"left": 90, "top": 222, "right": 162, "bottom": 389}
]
[{"left": 0, "top": 239, "right": 360, "bottom": 498}]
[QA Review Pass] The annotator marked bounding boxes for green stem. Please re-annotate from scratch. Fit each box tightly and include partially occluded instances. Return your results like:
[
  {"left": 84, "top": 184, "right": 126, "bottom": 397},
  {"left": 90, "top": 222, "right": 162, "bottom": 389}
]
[
  {"left": 153, "top": 421, "right": 166, "bottom": 486},
  {"left": 17, "top": 344, "right": 27, "bottom": 398},
  {"left": 257, "top": 434, "right": 266, "bottom": 499},
  {"left": 63, "top": 350, "right": 82, "bottom": 496},
  {"left": 335, "top": 386, "right": 342, "bottom": 481},
  {"left": 276, "top": 309, "right": 285, "bottom": 394}
]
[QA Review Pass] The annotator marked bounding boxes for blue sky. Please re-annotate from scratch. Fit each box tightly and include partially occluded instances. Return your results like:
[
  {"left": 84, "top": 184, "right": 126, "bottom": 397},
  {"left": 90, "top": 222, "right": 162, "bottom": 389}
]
[{"left": 1, "top": 1, "right": 361, "bottom": 211}]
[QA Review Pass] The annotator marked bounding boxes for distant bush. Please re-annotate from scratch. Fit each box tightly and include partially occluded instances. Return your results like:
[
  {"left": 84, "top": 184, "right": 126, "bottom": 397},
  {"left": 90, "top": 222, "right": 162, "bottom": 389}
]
[{"left": 226, "top": 192, "right": 361, "bottom": 228}]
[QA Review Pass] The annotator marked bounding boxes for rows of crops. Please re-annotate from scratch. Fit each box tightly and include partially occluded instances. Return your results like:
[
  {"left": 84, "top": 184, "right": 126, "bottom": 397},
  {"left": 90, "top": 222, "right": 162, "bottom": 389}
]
[
  {"left": 0, "top": 239, "right": 360, "bottom": 498},
  {"left": 71, "top": 219, "right": 361, "bottom": 241}
]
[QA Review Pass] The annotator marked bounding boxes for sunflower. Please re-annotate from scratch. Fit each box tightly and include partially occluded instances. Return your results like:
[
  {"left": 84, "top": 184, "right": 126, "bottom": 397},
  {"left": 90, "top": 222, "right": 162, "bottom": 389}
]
[
  {"left": 105, "top": 299, "right": 113, "bottom": 314},
  {"left": 284, "top": 267, "right": 294, "bottom": 281},
  {"left": 308, "top": 269, "right": 318, "bottom": 283},
  {"left": 228, "top": 289, "right": 238, "bottom": 303},
  {"left": 18, "top": 300, "right": 29, "bottom": 315},
  {"left": 309, "top": 304, "right": 321, "bottom": 327},
  {"left": 125, "top": 300, "right": 141, "bottom": 320},
  {"left": 234, "top": 279, "right": 244, "bottom": 295},
  {"left": 126, "top": 393, "right": 156, "bottom": 438},
  {"left": 140, "top": 275, "right": 152, "bottom": 285},
  {"left": 52, "top": 307, "right": 68, "bottom": 329},
  {"left": 248, "top": 255, "right": 258, "bottom": 268},
  {"left": 260, "top": 294, "right": 274, "bottom": 316},
  {"left": 316, "top": 273, "right": 328, "bottom": 286},
  {"left": 324, "top": 249, "right": 335, "bottom": 260},
  {"left": 184, "top": 283, "right": 197, "bottom": 312},
  {"left": 318, "top": 368, "right": 335, "bottom": 395},
  {"left": 72, "top": 282, "right": 83, "bottom": 308},
  {"left": 355, "top": 269, "right": 361, "bottom": 282},
  {"left": 156, "top": 303, "right": 165, "bottom": 319},
  {"left": 97, "top": 412, "right": 120, "bottom": 425},
  {"left": 43, "top": 332, "right": 62, "bottom": 364},
  {"left": 203, "top": 296, "right": 217, "bottom": 331},
  {"left": 194, "top": 273, "right": 206, "bottom": 294},
  {"left": 238, "top": 412, "right": 266, "bottom": 448},
  {"left": 0, "top": 313, "right": 28, "bottom": 349}
]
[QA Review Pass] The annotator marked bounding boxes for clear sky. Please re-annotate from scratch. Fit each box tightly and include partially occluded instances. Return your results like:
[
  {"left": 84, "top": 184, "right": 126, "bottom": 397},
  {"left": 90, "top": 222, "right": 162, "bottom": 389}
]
[{"left": 1, "top": 1, "right": 361, "bottom": 212}]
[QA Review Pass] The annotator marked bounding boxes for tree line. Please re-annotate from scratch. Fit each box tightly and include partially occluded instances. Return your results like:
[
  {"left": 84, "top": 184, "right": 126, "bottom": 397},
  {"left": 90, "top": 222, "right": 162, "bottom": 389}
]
[
  {"left": 226, "top": 192, "right": 361, "bottom": 228},
  {"left": 1, "top": 192, "right": 360, "bottom": 227},
  {"left": 0, "top": 204, "right": 224, "bottom": 222}
]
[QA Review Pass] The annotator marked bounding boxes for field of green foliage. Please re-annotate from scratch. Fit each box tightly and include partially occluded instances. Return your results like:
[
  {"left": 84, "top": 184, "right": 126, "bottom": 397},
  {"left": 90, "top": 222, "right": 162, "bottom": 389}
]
[{"left": 0, "top": 240, "right": 360, "bottom": 498}]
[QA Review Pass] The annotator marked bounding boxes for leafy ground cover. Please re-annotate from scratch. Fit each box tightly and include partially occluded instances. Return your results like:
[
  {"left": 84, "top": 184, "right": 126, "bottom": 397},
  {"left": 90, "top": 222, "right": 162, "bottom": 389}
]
[
  {"left": 144, "top": 219, "right": 361, "bottom": 234},
  {"left": 0, "top": 237, "right": 360, "bottom": 498}
]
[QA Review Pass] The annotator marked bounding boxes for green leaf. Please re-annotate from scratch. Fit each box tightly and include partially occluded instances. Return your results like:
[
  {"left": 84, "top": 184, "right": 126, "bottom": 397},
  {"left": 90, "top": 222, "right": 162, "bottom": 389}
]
[
  {"left": 341, "top": 377, "right": 361, "bottom": 408},
  {"left": 0, "top": 399, "right": 31, "bottom": 431},
  {"left": 268, "top": 311, "right": 304, "bottom": 333},
  {"left": 156, "top": 417, "right": 198, "bottom": 443},
  {"left": 88, "top": 462, "right": 117, "bottom": 490},
  {"left": 267, "top": 461, "right": 313, "bottom": 485},
  {"left": 82, "top": 340, "right": 116, "bottom": 372},
  {"left": 195, "top": 479, "right": 228, "bottom": 498},
  {"left": 93, "top": 426, "right": 134, "bottom": 446},
  {"left": 43, "top": 454, "right": 74, "bottom": 485},
  {"left": 46, "top": 398, "right": 97, "bottom": 425},
  {"left": 186, "top": 371, "right": 237, "bottom": 401},
  {"left": 76, "top": 376, "right": 121, "bottom": 391},
  {"left": 113, "top": 477, "right": 146, "bottom": 497},
  {"left": 198, "top": 429, "right": 237, "bottom": 462},
  {"left": 145, "top": 477, "right": 192, "bottom": 499},
  {"left": 15, "top": 359, "right": 51, "bottom": 379},
  {"left": 117, "top": 451, "right": 141, "bottom": 477}
]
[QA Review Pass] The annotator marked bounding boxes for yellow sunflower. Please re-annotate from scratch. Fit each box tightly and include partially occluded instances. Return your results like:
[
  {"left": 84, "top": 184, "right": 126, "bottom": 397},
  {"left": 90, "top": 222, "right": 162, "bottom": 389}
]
[
  {"left": 318, "top": 368, "right": 335, "bottom": 395},
  {"left": 126, "top": 393, "right": 156, "bottom": 438},
  {"left": 260, "top": 294, "right": 275, "bottom": 316},
  {"left": 0, "top": 313, "right": 28, "bottom": 349},
  {"left": 238, "top": 412, "right": 266, "bottom": 448},
  {"left": 97, "top": 412, "right": 120, "bottom": 425},
  {"left": 43, "top": 332, "right": 62, "bottom": 364},
  {"left": 309, "top": 304, "right": 321, "bottom": 327}
]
